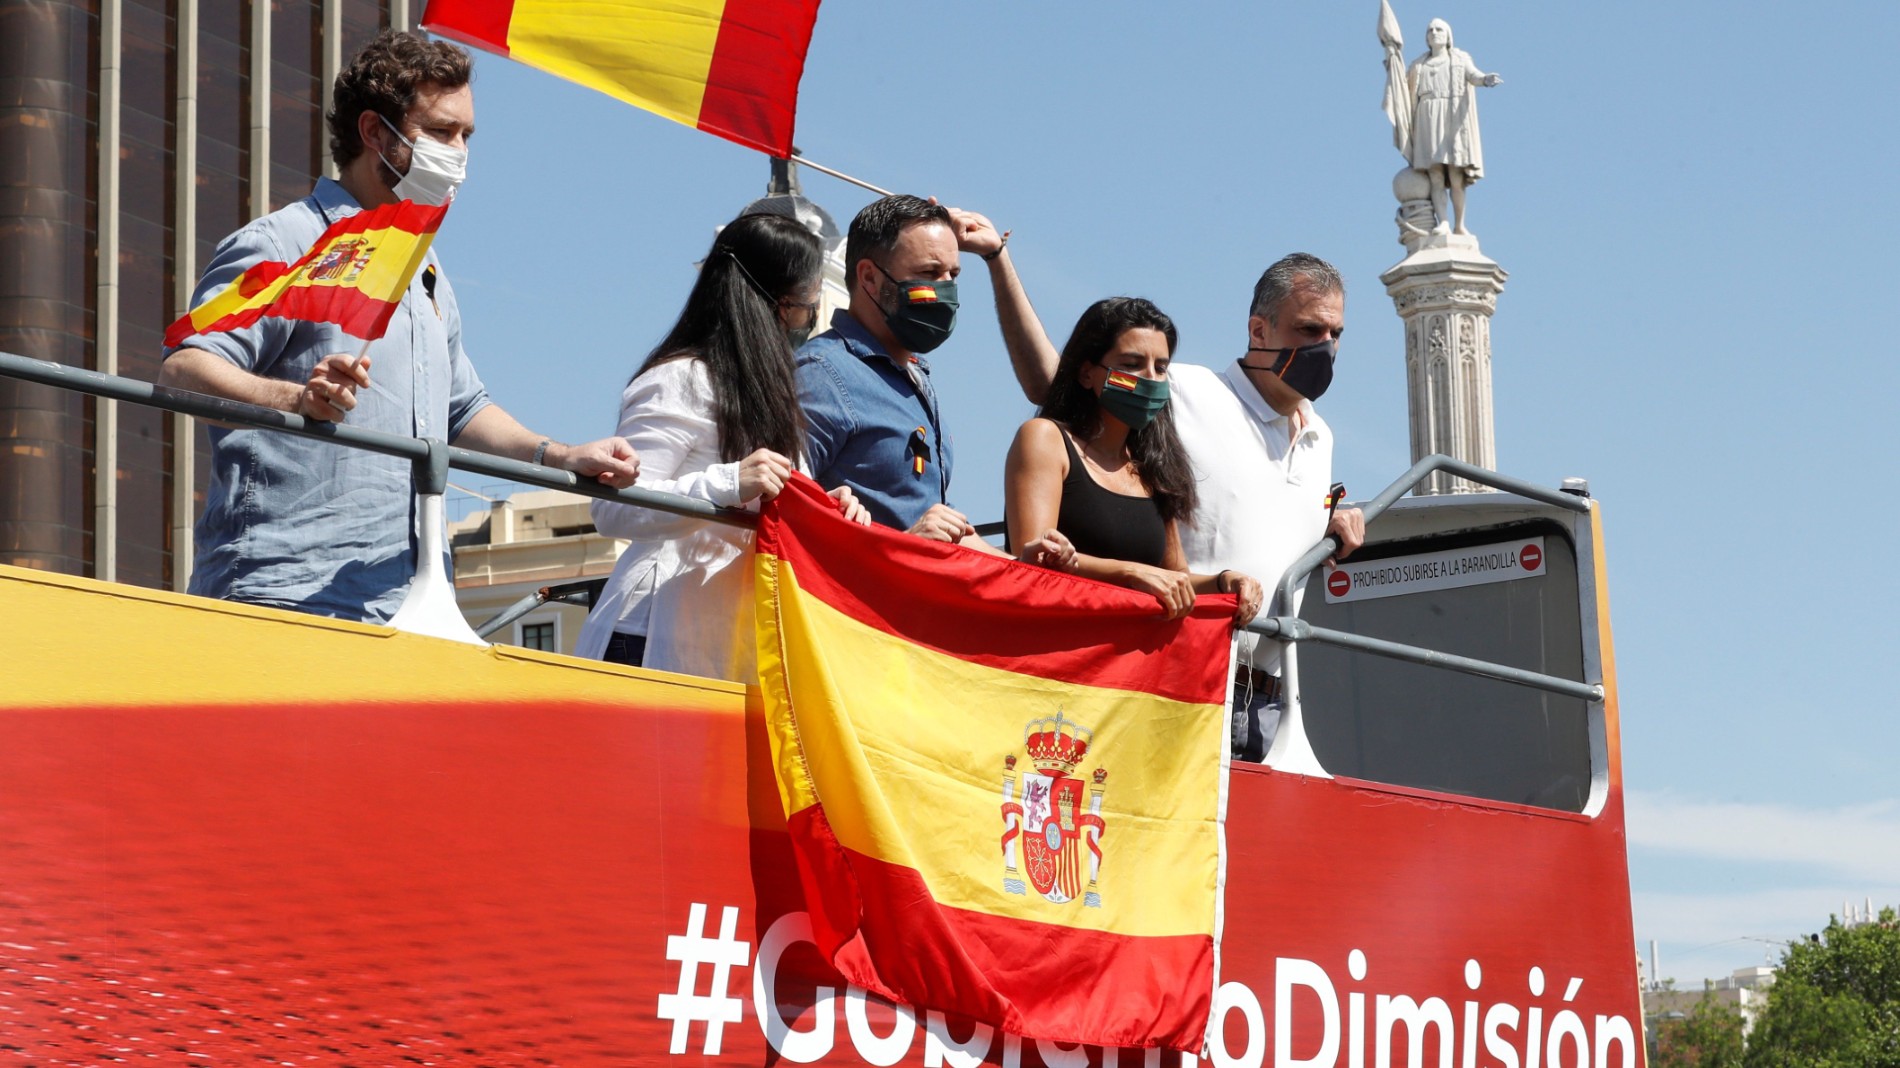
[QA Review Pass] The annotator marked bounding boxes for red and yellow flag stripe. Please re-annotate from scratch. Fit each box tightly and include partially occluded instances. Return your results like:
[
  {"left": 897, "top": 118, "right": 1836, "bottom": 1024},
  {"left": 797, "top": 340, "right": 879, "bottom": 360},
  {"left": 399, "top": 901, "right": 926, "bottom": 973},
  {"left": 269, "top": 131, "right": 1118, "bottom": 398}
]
[
  {"left": 755, "top": 475, "right": 1234, "bottom": 1053},
  {"left": 165, "top": 200, "right": 447, "bottom": 347},
  {"left": 422, "top": 0, "right": 821, "bottom": 158}
]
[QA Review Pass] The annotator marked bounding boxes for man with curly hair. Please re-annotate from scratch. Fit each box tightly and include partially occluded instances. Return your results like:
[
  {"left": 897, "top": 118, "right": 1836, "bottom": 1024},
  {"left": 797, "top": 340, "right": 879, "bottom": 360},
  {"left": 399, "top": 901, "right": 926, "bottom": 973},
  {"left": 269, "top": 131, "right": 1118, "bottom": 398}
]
[{"left": 160, "top": 31, "right": 639, "bottom": 623}]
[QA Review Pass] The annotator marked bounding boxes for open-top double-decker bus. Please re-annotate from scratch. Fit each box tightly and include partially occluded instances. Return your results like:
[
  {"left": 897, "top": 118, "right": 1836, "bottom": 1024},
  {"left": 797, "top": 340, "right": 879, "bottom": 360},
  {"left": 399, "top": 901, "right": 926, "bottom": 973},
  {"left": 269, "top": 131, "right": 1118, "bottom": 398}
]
[{"left": 0, "top": 350, "right": 1639, "bottom": 1066}]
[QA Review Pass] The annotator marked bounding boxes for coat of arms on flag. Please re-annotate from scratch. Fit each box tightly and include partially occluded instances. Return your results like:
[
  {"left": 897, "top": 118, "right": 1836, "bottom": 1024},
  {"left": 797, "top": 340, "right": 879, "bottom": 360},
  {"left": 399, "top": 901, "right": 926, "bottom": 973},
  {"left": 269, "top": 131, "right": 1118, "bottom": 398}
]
[{"left": 1001, "top": 712, "right": 1108, "bottom": 908}]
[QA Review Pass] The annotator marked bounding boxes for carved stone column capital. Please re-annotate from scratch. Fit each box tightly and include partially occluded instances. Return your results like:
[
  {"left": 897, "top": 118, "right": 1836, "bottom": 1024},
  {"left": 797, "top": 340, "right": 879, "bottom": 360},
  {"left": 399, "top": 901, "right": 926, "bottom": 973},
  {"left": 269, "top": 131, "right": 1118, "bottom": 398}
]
[{"left": 1381, "top": 245, "right": 1508, "bottom": 495}]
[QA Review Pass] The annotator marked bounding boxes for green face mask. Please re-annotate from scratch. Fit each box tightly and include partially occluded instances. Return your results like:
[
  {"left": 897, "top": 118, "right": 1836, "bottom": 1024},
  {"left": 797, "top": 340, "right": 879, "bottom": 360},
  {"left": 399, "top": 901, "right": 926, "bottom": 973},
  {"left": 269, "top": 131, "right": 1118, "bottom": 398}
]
[
  {"left": 872, "top": 261, "right": 958, "bottom": 355},
  {"left": 1097, "top": 368, "right": 1170, "bottom": 430}
]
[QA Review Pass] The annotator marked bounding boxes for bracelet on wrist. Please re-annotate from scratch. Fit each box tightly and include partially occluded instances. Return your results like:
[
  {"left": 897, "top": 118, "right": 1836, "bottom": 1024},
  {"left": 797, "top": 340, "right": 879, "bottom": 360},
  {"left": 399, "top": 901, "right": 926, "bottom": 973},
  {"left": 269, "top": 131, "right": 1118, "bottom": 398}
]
[
  {"left": 980, "top": 232, "right": 1010, "bottom": 262},
  {"left": 532, "top": 439, "right": 552, "bottom": 466}
]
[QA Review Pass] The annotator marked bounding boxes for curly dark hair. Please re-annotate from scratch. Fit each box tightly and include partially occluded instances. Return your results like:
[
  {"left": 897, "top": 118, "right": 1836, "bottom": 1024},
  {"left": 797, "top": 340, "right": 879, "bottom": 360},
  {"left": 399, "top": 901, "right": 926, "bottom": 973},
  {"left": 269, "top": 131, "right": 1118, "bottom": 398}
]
[
  {"left": 1038, "top": 297, "right": 1198, "bottom": 525},
  {"left": 326, "top": 30, "right": 473, "bottom": 169}
]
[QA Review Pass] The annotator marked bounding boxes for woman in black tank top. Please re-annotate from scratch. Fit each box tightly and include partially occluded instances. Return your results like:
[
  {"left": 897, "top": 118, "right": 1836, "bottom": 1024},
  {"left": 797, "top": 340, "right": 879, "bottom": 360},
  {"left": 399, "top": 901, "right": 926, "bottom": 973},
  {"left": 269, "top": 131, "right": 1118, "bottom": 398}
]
[{"left": 1004, "top": 298, "right": 1263, "bottom": 624}]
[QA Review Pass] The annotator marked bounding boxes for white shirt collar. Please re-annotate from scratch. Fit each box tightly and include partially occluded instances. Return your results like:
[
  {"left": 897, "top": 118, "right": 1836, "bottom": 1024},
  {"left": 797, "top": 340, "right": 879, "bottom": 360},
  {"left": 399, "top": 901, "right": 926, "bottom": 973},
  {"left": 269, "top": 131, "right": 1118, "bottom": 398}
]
[{"left": 1221, "top": 359, "right": 1318, "bottom": 440}]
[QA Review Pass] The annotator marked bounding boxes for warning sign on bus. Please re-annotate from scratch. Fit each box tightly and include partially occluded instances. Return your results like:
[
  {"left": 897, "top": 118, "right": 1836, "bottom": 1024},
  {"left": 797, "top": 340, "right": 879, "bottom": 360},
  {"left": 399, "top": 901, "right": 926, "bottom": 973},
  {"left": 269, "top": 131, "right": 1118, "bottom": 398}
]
[{"left": 1323, "top": 537, "right": 1547, "bottom": 604}]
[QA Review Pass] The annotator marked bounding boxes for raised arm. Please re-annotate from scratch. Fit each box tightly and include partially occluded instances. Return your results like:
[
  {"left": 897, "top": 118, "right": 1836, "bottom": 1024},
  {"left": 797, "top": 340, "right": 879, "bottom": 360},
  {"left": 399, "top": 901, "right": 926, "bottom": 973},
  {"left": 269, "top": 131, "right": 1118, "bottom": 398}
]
[{"left": 945, "top": 208, "right": 1061, "bottom": 405}]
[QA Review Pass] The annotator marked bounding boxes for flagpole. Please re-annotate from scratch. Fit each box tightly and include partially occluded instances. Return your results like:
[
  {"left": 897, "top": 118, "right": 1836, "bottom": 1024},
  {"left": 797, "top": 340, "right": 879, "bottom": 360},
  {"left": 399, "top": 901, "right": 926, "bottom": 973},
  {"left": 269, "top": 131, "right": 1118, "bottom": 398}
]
[{"left": 787, "top": 155, "right": 893, "bottom": 198}]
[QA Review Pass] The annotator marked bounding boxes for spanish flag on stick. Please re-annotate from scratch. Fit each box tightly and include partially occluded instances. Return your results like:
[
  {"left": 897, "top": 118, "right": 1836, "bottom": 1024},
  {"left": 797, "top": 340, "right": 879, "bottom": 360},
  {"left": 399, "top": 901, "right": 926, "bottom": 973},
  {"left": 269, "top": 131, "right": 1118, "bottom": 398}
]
[
  {"left": 164, "top": 200, "right": 447, "bottom": 347},
  {"left": 422, "top": 0, "right": 821, "bottom": 158},
  {"left": 755, "top": 475, "right": 1233, "bottom": 1053}
]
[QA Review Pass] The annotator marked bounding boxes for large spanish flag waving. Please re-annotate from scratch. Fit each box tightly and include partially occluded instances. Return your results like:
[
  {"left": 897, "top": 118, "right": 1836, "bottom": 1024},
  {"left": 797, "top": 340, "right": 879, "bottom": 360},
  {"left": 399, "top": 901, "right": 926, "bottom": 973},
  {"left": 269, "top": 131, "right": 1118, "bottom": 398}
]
[
  {"left": 422, "top": 0, "right": 821, "bottom": 158},
  {"left": 755, "top": 476, "right": 1234, "bottom": 1054},
  {"left": 164, "top": 199, "right": 446, "bottom": 347}
]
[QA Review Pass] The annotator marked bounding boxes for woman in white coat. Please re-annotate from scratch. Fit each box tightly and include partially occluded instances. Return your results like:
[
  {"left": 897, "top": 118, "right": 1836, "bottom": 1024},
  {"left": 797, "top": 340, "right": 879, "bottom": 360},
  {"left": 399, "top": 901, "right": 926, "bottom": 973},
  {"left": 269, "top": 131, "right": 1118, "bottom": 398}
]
[{"left": 577, "top": 212, "right": 868, "bottom": 681}]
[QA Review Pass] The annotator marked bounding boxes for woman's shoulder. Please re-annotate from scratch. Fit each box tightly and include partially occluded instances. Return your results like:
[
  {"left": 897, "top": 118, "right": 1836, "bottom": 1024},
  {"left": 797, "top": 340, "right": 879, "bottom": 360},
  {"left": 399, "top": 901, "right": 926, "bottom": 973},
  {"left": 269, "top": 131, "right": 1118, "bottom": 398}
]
[
  {"left": 626, "top": 352, "right": 714, "bottom": 401},
  {"left": 1013, "top": 416, "right": 1070, "bottom": 448},
  {"left": 1010, "top": 417, "right": 1074, "bottom": 474}
]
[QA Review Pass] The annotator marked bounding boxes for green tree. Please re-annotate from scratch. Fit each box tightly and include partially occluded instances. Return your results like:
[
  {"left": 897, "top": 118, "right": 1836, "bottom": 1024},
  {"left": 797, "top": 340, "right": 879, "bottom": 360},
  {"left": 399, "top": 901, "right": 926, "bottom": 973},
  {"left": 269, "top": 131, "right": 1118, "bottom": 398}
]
[
  {"left": 1651, "top": 990, "right": 1745, "bottom": 1068},
  {"left": 1742, "top": 906, "right": 1900, "bottom": 1068}
]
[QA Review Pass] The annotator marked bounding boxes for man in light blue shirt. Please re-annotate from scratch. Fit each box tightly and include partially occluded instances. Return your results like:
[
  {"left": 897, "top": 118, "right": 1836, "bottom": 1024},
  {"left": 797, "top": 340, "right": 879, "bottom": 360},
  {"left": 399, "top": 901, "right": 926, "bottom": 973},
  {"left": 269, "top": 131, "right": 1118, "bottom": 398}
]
[
  {"left": 159, "top": 32, "right": 638, "bottom": 622},
  {"left": 795, "top": 195, "right": 1006, "bottom": 555}
]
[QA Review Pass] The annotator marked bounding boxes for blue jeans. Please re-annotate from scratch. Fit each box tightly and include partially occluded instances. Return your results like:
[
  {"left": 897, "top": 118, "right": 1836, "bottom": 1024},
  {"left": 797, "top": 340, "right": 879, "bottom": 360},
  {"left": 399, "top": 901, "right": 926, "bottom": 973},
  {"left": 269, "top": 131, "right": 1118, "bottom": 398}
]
[
  {"left": 602, "top": 631, "right": 647, "bottom": 667},
  {"left": 1230, "top": 679, "right": 1283, "bottom": 762}
]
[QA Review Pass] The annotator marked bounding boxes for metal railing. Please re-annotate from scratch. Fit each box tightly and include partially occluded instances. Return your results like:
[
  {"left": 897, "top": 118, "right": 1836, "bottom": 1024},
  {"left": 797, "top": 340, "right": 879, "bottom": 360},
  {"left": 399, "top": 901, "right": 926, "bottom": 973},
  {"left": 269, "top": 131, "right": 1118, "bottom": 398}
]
[
  {"left": 0, "top": 349, "right": 756, "bottom": 642},
  {"left": 1235, "top": 453, "right": 1602, "bottom": 776},
  {"left": 0, "top": 350, "right": 1608, "bottom": 714},
  {"left": 0, "top": 350, "right": 756, "bottom": 530},
  {"left": 1245, "top": 454, "right": 1601, "bottom": 703}
]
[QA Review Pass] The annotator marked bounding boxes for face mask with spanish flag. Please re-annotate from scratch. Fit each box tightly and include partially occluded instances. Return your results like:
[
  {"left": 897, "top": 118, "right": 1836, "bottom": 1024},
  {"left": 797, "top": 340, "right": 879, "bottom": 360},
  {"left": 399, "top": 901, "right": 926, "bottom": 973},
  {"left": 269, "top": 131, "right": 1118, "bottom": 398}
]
[
  {"left": 1097, "top": 368, "right": 1171, "bottom": 431},
  {"left": 872, "top": 261, "right": 958, "bottom": 355}
]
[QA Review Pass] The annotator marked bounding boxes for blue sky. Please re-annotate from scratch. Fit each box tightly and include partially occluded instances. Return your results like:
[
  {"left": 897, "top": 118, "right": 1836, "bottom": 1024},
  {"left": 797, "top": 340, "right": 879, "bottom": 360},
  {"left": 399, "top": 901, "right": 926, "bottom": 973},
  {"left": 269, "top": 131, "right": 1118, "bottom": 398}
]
[{"left": 431, "top": 1, "right": 1900, "bottom": 985}]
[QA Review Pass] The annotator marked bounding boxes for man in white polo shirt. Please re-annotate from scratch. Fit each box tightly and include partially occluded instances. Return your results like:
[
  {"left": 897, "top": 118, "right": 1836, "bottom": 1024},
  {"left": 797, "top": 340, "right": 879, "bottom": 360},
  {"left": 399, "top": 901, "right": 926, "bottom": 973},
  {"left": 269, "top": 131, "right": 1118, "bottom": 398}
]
[
  {"left": 1168, "top": 254, "right": 1365, "bottom": 759},
  {"left": 954, "top": 215, "right": 1363, "bottom": 759}
]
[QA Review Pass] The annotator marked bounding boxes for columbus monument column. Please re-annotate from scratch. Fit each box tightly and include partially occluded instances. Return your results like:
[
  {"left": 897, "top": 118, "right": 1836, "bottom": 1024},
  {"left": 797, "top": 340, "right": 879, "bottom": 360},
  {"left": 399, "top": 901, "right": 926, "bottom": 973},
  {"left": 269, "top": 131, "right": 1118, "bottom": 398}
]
[{"left": 1377, "top": 3, "right": 1507, "bottom": 494}]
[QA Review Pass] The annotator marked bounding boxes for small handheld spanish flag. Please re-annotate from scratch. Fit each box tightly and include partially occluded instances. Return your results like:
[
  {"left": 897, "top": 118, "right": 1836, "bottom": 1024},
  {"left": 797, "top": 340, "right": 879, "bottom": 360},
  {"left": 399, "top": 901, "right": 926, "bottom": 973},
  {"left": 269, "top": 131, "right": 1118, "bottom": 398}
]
[{"left": 165, "top": 199, "right": 447, "bottom": 347}]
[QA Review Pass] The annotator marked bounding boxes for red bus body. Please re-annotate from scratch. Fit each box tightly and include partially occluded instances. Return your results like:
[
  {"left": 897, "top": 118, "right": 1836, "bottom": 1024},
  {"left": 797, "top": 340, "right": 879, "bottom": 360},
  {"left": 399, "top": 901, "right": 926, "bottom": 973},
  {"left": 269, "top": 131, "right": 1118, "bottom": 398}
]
[{"left": 0, "top": 490, "right": 1638, "bottom": 1066}]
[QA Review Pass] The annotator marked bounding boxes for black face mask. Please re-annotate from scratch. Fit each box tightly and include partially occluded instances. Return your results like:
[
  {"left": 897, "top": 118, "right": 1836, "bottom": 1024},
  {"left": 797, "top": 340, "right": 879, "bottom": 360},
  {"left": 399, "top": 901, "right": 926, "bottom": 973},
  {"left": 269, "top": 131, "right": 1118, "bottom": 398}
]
[
  {"left": 870, "top": 261, "right": 958, "bottom": 355},
  {"left": 1242, "top": 338, "right": 1336, "bottom": 400}
]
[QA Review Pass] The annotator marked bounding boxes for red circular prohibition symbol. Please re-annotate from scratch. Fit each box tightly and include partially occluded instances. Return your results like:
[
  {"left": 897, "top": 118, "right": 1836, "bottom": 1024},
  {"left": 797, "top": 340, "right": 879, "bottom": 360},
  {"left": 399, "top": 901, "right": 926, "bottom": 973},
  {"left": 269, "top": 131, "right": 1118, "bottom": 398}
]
[
  {"left": 1326, "top": 570, "right": 1351, "bottom": 597},
  {"left": 1520, "top": 543, "right": 1543, "bottom": 571}
]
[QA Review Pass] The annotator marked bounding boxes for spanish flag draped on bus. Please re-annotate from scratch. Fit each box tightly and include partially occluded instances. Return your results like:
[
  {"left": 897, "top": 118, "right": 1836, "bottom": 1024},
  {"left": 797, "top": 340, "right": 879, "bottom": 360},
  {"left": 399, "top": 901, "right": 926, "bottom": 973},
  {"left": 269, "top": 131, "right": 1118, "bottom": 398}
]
[
  {"left": 755, "top": 475, "right": 1234, "bottom": 1054},
  {"left": 163, "top": 199, "right": 447, "bottom": 346},
  {"left": 422, "top": 0, "right": 821, "bottom": 157}
]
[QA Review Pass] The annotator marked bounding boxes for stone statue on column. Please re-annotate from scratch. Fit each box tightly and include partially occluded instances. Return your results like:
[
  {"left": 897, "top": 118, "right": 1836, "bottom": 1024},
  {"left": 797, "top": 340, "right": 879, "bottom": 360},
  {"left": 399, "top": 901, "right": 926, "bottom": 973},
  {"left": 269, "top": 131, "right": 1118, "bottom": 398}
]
[
  {"left": 1377, "top": 1, "right": 1508, "bottom": 494},
  {"left": 1381, "top": 5, "right": 1501, "bottom": 239}
]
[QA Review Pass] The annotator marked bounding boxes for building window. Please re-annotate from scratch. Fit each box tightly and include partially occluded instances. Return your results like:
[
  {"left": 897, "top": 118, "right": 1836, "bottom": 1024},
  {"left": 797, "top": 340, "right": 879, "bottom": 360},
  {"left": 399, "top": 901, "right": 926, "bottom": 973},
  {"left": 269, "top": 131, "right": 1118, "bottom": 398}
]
[{"left": 519, "top": 621, "right": 556, "bottom": 652}]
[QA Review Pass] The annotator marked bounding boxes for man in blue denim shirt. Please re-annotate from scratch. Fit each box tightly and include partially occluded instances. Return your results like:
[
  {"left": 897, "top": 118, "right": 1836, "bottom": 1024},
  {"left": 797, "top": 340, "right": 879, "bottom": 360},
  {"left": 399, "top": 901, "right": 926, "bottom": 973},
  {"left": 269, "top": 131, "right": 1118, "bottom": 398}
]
[
  {"left": 159, "top": 32, "right": 638, "bottom": 622},
  {"left": 795, "top": 195, "right": 1008, "bottom": 555}
]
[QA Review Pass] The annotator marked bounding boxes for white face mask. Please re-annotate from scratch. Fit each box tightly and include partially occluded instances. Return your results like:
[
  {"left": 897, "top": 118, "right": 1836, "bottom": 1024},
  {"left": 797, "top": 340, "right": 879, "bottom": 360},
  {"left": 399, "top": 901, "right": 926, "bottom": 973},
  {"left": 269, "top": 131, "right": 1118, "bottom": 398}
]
[{"left": 377, "top": 114, "right": 466, "bottom": 207}]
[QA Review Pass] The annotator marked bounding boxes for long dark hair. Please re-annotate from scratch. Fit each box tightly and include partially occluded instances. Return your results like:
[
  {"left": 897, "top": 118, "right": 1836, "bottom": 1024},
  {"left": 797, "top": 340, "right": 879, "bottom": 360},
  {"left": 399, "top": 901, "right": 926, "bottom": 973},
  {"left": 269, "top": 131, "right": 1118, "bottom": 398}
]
[
  {"left": 1038, "top": 297, "right": 1198, "bottom": 525},
  {"left": 639, "top": 212, "right": 821, "bottom": 463}
]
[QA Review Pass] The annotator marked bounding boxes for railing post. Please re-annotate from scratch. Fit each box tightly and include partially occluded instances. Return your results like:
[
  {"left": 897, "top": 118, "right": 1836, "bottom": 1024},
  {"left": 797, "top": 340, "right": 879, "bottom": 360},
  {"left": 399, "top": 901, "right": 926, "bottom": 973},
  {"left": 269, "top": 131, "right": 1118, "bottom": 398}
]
[
  {"left": 1262, "top": 631, "right": 1331, "bottom": 778},
  {"left": 387, "top": 438, "right": 484, "bottom": 645}
]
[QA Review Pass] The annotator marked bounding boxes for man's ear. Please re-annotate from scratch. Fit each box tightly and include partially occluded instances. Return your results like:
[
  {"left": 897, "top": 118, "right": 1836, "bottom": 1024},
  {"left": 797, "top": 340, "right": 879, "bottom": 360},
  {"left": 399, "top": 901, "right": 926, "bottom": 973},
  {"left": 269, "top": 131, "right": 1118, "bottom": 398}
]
[
  {"left": 1246, "top": 314, "right": 1272, "bottom": 349},
  {"left": 356, "top": 109, "right": 390, "bottom": 158},
  {"left": 853, "top": 258, "right": 881, "bottom": 301}
]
